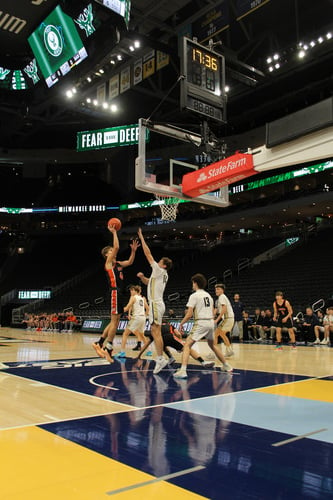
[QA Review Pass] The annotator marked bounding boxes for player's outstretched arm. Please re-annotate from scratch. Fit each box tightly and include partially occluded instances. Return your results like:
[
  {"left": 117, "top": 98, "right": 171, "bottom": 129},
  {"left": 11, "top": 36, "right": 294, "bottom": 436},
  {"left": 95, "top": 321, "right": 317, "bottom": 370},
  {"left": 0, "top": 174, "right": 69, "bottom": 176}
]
[
  {"left": 179, "top": 307, "right": 193, "bottom": 331},
  {"left": 137, "top": 228, "right": 154, "bottom": 265},
  {"left": 119, "top": 239, "right": 140, "bottom": 268},
  {"left": 106, "top": 225, "right": 119, "bottom": 266},
  {"left": 137, "top": 272, "right": 149, "bottom": 286},
  {"left": 123, "top": 296, "right": 135, "bottom": 313}
]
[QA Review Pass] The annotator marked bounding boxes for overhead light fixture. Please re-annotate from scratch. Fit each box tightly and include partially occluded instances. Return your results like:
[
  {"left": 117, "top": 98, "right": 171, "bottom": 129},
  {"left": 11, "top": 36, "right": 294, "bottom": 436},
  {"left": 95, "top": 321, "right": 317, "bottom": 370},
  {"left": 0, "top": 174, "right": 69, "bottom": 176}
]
[
  {"left": 110, "top": 104, "right": 118, "bottom": 112},
  {"left": 268, "top": 66, "right": 274, "bottom": 72},
  {"left": 87, "top": 76, "right": 92, "bottom": 82},
  {"left": 318, "top": 36, "right": 324, "bottom": 43},
  {"left": 327, "top": 32, "right": 332, "bottom": 39},
  {"left": 71, "top": 87, "right": 77, "bottom": 94},
  {"left": 117, "top": 54, "right": 122, "bottom": 61},
  {"left": 273, "top": 53, "right": 279, "bottom": 60},
  {"left": 224, "top": 85, "right": 230, "bottom": 93},
  {"left": 266, "top": 57, "right": 272, "bottom": 64},
  {"left": 102, "top": 102, "right": 108, "bottom": 109},
  {"left": 99, "top": 68, "right": 104, "bottom": 74},
  {"left": 86, "top": 97, "right": 91, "bottom": 103},
  {"left": 134, "top": 40, "right": 140, "bottom": 48},
  {"left": 129, "top": 45, "right": 135, "bottom": 52},
  {"left": 298, "top": 49, "right": 306, "bottom": 59},
  {"left": 275, "top": 63, "right": 280, "bottom": 69},
  {"left": 93, "top": 99, "right": 98, "bottom": 106},
  {"left": 110, "top": 59, "right": 115, "bottom": 65},
  {"left": 66, "top": 90, "right": 73, "bottom": 98}
]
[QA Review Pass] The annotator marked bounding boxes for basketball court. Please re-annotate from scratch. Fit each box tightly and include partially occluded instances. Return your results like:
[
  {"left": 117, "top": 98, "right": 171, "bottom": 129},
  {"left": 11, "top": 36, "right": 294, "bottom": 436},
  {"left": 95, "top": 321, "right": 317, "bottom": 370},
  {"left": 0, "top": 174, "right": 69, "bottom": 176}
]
[{"left": 0, "top": 327, "right": 332, "bottom": 499}]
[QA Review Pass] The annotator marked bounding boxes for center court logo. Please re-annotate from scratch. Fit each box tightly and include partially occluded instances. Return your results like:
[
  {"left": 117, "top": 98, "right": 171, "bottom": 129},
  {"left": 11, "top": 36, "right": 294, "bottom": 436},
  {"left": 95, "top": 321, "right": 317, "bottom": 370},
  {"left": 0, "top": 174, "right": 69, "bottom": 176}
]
[
  {"left": 197, "top": 172, "right": 208, "bottom": 183},
  {"left": 44, "top": 25, "right": 63, "bottom": 57}
]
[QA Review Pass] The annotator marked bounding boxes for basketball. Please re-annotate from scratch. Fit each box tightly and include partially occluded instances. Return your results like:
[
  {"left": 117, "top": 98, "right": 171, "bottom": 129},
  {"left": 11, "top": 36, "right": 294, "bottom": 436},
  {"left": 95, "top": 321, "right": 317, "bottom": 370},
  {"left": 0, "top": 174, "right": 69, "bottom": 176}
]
[{"left": 108, "top": 217, "right": 122, "bottom": 231}]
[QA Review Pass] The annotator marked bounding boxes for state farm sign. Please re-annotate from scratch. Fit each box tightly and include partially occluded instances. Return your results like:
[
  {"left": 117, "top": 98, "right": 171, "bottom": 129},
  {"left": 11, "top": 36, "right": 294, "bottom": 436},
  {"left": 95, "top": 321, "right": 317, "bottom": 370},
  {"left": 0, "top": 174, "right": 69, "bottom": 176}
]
[{"left": 182, "top": 153, "right": 256, "bottom": 198}]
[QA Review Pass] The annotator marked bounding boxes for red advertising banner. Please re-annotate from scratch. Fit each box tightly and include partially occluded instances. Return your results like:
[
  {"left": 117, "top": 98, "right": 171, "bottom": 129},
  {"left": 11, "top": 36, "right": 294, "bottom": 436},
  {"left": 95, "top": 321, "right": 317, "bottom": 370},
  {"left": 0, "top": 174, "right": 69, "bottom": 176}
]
[{"left": 182, "top": 153, "right": 256, "bottom": 197}]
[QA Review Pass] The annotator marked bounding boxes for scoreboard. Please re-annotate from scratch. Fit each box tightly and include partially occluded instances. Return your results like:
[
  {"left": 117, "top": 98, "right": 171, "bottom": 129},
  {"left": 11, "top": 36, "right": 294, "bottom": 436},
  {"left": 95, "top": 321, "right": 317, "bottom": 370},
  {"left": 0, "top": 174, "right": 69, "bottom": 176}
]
[{"left": 180, "top": 37, "right": 227, "bottom": 123}]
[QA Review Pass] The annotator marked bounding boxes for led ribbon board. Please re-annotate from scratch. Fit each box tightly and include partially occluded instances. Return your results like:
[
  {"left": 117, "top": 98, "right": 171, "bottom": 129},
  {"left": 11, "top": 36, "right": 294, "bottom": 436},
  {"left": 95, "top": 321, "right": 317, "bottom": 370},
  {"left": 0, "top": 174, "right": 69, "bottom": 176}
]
[{"left": 77, "top": 123, "right": 149, "bottom": 151}]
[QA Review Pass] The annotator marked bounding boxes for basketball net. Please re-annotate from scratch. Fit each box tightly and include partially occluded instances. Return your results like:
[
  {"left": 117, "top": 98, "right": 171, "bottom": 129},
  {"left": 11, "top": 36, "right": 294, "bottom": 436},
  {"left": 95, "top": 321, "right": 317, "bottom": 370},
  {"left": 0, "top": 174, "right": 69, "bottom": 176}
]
[{"left": 154, "top": 194, "right": 180, "bottom": 221}]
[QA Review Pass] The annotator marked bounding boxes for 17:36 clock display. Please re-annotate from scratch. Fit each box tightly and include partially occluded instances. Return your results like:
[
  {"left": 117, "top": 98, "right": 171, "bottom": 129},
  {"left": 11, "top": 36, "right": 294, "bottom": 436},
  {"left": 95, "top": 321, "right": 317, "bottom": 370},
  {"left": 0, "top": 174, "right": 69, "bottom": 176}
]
[{"left": 192, "top": 48, "right": 218, "bottom": 71}]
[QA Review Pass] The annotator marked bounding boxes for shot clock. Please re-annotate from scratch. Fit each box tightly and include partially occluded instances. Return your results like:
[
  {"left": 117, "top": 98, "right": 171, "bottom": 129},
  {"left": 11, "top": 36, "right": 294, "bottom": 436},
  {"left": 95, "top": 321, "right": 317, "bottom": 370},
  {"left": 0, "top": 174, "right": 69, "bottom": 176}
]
[{"left": 180, "top": 37, "right": 226, "bottom": 123}]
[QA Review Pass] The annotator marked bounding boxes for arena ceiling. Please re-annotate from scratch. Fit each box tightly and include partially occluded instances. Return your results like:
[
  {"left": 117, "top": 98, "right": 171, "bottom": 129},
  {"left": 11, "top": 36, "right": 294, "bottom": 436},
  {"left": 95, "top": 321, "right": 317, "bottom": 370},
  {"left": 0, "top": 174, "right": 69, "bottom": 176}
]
[{"left": 0, "top": 0, "right": 332, "bottom": 154}]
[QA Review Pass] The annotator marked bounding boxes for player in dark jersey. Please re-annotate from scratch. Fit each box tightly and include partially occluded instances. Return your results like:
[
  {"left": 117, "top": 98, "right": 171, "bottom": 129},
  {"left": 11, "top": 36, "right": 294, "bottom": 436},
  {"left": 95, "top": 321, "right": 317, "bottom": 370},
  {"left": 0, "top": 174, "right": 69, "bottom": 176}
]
[
  {"left": 136, "top": 321, "right": 215, "bottom": 368},
  {"left": 92, "top": 225, "right": 140, "bottom": 362},
  {"left": 273, "top": 291, "right": 296, "bottom": 350}
]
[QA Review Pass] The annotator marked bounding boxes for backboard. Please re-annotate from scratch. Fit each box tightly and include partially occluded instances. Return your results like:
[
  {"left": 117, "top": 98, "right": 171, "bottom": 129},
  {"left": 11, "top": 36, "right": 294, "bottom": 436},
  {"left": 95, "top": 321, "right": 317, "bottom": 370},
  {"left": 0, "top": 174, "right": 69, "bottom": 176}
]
[{"left": 135, "top": 118, "right": 229, "bottom": 208}]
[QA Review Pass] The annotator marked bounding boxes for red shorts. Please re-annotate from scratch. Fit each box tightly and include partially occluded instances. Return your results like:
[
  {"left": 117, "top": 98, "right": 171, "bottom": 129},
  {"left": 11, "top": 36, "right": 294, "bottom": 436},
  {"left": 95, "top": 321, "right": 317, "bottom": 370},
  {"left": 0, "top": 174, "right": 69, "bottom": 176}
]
[{"left": 110, "top": 290, "right": 126, "bottom": 316}]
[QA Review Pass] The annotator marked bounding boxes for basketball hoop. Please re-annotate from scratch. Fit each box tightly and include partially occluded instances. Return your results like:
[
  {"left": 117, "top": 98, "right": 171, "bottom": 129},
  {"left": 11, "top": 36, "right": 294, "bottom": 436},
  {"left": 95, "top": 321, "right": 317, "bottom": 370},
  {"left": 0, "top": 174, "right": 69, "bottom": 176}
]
[{"left": 154, "top": 194, "right": 180, "bottom": 221}]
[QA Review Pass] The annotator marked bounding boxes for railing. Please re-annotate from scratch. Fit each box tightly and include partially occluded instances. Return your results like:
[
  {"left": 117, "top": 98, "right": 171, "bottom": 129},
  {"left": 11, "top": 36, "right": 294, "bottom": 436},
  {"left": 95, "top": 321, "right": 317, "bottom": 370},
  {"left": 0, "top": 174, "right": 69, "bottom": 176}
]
[
  {"left": 312, "top": 298, "right": 325, "bottom": 312},
  {"left": 168, "top": 292, "right": 180, "bottom": 302},
  {"left": 237, "top": 258, "right": 250, "bottom": 274}
]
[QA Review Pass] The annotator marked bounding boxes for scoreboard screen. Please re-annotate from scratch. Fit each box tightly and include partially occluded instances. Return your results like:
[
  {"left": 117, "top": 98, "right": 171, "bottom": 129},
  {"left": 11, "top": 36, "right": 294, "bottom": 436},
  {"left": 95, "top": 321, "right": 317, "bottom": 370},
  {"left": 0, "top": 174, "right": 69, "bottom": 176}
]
[
  {"left": 180, "top": 37, "right": 226, "bottom": 123},
  {"left": 28, "top": 5, "right": 88, "bottom": 88}
]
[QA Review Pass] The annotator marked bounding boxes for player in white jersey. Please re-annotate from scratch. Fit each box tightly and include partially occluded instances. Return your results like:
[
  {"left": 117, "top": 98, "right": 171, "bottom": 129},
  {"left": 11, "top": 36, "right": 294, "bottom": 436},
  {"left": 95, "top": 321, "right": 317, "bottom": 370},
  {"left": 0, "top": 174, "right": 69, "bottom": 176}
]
[
  {"left": 214, "top": 283, "right": 235, "bottom": 357},
  {"left": 173, "top": 274, "right": 233, "bottom": 379},
  {"left": 137, "top": 228, "right": 173, "bottom": 374},
  {"left": 115, "top": 285, "right": 149, "bottom": 357},
  {"left": 321, "top": 306, "right": 333, "bottom": 345}
]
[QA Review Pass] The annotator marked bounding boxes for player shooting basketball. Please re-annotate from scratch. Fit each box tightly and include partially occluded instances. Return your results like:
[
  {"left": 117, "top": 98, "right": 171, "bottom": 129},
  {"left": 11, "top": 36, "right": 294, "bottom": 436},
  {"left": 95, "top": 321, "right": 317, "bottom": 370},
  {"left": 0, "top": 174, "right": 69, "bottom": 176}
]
[{"left": 92, "top": 223, "right": 140, "bottom": 362}]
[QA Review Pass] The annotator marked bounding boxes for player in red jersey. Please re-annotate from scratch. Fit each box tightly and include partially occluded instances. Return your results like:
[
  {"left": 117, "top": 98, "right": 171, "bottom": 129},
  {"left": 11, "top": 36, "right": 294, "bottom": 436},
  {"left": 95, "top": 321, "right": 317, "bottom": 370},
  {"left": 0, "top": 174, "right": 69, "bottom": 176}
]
[{"left": 92, "top": 225, "right": 140, "bottom": 362}]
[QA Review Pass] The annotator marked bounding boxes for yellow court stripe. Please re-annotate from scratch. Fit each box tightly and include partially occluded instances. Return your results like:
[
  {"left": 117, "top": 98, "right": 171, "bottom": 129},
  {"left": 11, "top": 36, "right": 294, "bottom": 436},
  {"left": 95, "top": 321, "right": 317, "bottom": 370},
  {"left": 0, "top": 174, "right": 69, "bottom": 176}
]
[
  {"left": 0, "top": 426, "right": 207, "bottom": 499},
  {"left": 255, "top": 379, "right": 333, "bottom": 403}
]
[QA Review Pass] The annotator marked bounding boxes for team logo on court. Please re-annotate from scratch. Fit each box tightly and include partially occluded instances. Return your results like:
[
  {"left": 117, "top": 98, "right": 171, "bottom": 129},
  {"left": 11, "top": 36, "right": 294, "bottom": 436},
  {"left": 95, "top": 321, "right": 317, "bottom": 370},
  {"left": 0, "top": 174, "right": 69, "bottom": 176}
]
[
  {"left": 44, "top": 25, "right": 63, "bottom": 57},
  {"left": 197, "top": 172, "right": 208, "bottom": 183}
]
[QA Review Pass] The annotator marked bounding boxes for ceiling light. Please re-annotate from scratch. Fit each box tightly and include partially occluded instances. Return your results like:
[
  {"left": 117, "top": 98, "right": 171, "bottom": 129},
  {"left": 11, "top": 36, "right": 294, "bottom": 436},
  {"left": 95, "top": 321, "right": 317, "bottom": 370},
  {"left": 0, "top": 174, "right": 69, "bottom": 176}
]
[
  {"left": 310, "top": 41, "right": 316, "bottom": 47},
  {"left": 99, "top": 68, "right": 104, "bottom": 74},
  {"left": 273, "top": 53, "right": 279, "bottom": 60},
  {"left": 318, "top": 36, "right": 324, "bottom": 43},
  {"left": 110, "top": 104, "right": 118, "bottom": 112},
  {"left": 266, "top": 57, "right": 272, "bottom": 64},
  {"left": 303, "top": 44, "right": 308, "bottom": 50},
  {"left": 93, "top": 99, "right": 98, "bottom": 106},
  {"left": 298, "top": 50, "right": 306, "bottom": 59},
  {"left": 268, "top": 66, "right": 274, "bottom": 72},
  {"left": 71, "top": 87, "right": 77, "bottom": 94},
  {"left": 326, "top": 32, "right": 332, "bottom": 40},
  {"left": 224, "top": 85, "right": 230, "bottom": 93},
  {"left": 275, "top": 63, "right": 280, "bottom": 69},
  {"left": 87, "top": 76, "right": 92, "bottom": 82},
  {"left": 110, "top": 60, "right": 115, "bottom": 65},
  {"left": 66, "top": 90, "right": 73, "bottom": 98},
  {"left": 102, "top": 102, "right": 108, "bottom": 109},
  {"left": 134, "top": 40, "right": 140, "bottom": 48},
  {"left": 86, "top": 97, "right": 91, "bottom": 103},
  {"left": 117, "top": 54, "right": 122, "bottom": 61},
  {"left": 129, "top": 45, "right": 135, "bottom": 52}
]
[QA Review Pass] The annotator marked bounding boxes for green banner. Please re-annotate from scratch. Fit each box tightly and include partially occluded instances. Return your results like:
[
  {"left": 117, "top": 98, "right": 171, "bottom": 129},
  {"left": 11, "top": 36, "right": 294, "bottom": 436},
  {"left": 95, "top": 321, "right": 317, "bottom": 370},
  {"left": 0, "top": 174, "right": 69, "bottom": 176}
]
[{"left": 77, "top": 123, "right": 149, "bottom": 151}]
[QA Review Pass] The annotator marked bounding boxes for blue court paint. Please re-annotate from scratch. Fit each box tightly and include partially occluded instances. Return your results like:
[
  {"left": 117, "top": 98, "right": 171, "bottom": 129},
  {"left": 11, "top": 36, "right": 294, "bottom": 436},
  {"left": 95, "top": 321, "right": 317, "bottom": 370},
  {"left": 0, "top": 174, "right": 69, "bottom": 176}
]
[
  {"left": 167, "top": 391, "right": 333, "bottom": 444},
  {"left": 4, "top": 358, "right": 309, "bottom": 406},
  {"left": 42, "top": 407, "right": 333, "bottom": 500}
]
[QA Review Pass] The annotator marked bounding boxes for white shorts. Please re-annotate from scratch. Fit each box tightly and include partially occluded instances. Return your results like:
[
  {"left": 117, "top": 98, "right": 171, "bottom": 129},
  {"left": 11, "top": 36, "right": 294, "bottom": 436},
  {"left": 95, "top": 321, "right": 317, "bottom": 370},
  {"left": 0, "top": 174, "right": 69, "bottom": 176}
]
[
  {"left": 149, "top": 301, "right": 165, "bottom": 326},
  {"left": 218, "top": 318, "right": 234, "bottom": 333},
  {"left": 127, "top": 317, "right": 146, "bottom": 333},
  {"left": 189, "top": 321, "right": 215, "bottom": 342}
]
